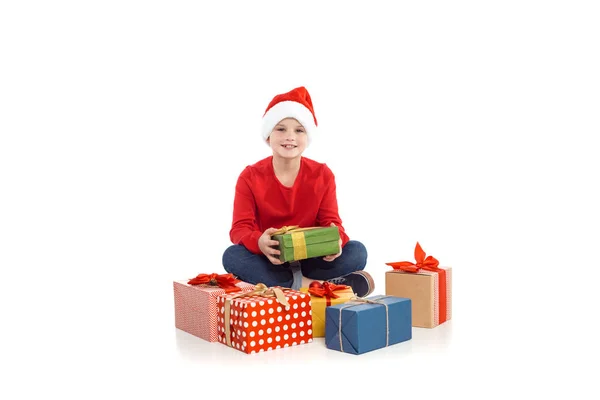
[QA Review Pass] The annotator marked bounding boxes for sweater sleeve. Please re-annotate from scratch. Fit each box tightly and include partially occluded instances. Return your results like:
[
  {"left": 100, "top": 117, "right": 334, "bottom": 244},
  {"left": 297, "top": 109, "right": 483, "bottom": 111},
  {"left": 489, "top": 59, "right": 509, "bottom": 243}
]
[
  {"left": 316, "top": 165, "right": 350, "bottom": 247},
  {"left": 229, "top": 169, "right": 262, "bottom": 254}
]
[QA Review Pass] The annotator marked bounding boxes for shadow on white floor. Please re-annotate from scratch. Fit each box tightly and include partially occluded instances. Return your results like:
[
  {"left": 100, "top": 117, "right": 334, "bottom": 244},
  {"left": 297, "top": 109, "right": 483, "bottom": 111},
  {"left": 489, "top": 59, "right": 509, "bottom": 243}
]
[{"left": 174, "top": 319, "right": 453, "bottom": 366}]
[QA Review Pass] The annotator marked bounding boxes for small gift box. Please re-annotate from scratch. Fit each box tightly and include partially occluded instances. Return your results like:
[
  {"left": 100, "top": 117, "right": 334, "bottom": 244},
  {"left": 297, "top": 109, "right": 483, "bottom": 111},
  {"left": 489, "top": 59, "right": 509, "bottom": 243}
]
[
  {"left": 173, "top": 273, "right": 255, "bottom": 342},
  {"left": 216, "top": 284, "right": 313, "bottom": 354},
  {"left": 300, "top": 281, "right": 355, "bottom": 337},
  {"left": 325, "top": 295, "right": 412, "bottom": 355},
  {"left": 385, "top": 242, "right": 452, "bottom": 328},
  {"left": 271, "top": 225, "right": 340, "bottom": 263}
]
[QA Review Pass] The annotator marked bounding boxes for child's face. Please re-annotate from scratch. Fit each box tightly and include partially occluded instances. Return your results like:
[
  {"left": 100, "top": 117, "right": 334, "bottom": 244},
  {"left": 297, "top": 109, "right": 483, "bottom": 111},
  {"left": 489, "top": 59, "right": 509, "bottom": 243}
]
[{"left": 267, "top": 118, "right": 307, "bottom": 159}]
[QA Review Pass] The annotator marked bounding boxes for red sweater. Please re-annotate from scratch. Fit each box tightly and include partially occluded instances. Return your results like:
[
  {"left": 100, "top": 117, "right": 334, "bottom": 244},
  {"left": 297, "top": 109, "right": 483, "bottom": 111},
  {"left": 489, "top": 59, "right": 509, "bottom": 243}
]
[{"left": 229, "top": 156, "right": 350, "bottom": 254}]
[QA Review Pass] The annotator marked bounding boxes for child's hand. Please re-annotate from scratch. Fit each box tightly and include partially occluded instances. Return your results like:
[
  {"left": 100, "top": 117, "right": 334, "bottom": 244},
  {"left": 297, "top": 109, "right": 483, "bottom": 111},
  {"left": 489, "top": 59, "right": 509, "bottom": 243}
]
[
  {"left": 259, "top": 228, "right": 283, "bottom": 265},
  {"left": 323, "top": 222, "right": 342, "bottom": 262}
]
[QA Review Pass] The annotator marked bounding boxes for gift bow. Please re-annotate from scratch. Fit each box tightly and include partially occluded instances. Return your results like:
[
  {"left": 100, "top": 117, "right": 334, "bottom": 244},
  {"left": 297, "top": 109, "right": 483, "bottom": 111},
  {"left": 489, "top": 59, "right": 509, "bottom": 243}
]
[
  {"left": 187, "top": 273, "right": 241, "bottom": 293},
  {"left": 385, "top": 242, "right": 441, "bottom": 273},
  {"left": 385, "top": 242, "right": 450, "bottom": 326},
  {"left": 308, "top": 281, "right": 349, "bottom": 299},
  {"left": 224, "top": 283, "right": 291, "bottom": 347},
  {"left": 229, "top": 282, "right": 290, "bottom": 308},
  {"left": 270, "top": 225, "right": 321, "bottom": 236}
]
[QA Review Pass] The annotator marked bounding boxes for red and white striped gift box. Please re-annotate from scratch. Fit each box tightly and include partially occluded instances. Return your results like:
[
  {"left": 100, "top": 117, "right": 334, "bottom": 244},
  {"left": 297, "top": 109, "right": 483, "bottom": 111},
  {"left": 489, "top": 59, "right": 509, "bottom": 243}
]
[
  {"left": 216, "top": 288, "right": 313, "bottom": 354},
  {"left": 173, "top": 280, "right": 255, "bottom": 342}
]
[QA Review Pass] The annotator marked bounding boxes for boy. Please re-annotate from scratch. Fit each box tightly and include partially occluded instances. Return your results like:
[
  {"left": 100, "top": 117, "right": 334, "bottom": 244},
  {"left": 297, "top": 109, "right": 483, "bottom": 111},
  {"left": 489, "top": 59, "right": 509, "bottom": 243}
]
[{"left": 222, "top": 86, "right": 373, "bottom": 296}]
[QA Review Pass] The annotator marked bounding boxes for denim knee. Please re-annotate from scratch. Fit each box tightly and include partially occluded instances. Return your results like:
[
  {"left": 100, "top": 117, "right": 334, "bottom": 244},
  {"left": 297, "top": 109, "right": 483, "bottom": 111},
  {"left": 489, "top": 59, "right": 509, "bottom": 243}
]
[
  {"left": 221, "top": 244, "right": 294, "bottom": 287},
  {"left": 343, "top": 240, "right": 368, "bottom": 270},
  {"left": 222, "top": 245, "right": 243, "bottom": 275}
]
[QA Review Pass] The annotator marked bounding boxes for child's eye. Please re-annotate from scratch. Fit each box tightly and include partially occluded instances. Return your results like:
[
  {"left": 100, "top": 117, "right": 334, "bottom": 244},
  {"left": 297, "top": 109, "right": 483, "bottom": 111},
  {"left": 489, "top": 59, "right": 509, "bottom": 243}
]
[
  {"left": 277, "top": 128, "right": 285, "bottom": 131},
  {"left": 296, "top": 129, "right": 305, "bottom": 133}
]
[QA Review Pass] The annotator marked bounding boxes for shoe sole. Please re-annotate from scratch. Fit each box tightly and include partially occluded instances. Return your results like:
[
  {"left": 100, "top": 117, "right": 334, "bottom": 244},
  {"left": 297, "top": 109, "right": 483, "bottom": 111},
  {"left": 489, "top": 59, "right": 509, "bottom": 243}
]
[{"left": 354, "top": 270, "right": 375, "bottom": 297}]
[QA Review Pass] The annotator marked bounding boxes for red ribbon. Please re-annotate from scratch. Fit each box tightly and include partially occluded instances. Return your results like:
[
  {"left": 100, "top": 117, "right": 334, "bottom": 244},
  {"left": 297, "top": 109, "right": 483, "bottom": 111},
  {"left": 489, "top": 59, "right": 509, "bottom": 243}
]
[
  {"left": 386, "top": 242, "right": 448, "bottom": 325},
  {"left": 187, "top": 273, "right": 242, "bottom": 293},
  {"left": 308, "top": 281, "right": 349, "bottom": 306}
]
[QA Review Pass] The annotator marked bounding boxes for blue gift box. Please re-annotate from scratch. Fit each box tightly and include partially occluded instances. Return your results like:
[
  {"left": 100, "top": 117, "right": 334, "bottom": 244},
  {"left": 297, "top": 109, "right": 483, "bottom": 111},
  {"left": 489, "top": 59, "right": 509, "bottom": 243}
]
[{"left": 325, "top": 295, "right": 412, "bottom": 354}]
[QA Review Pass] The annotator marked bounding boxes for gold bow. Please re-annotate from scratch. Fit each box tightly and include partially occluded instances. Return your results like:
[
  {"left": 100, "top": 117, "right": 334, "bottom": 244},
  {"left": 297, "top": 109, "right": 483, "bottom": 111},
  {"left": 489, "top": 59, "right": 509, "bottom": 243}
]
[
  {"left": 224, "top": 283, "right": 290, "bottom": 347},
  {"left": 270, "top": 226, "right": 321, "bottom": 235}
]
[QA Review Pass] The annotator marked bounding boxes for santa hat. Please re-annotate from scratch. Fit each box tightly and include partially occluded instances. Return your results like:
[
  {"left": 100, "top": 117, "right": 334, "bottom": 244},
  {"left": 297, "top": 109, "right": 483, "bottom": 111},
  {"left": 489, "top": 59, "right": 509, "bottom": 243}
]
[{"left": 261, "top": 86, "right": 318, "bottom": 145}]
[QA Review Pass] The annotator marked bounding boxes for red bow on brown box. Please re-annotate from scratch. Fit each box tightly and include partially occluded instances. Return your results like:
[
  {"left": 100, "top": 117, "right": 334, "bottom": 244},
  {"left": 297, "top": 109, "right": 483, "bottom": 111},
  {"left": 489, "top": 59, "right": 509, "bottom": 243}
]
[
  {"left": 386, "top": 242, "right": 440, "bottom": 273},
  {"left": 308, "top": 281, "right": 349, "bottom": 299},
  {"left": 386, "top": 242, "right": 450, "bottom": 327},
  {"left": 187, "top": 273, "right": 242, "bottom": 293}
]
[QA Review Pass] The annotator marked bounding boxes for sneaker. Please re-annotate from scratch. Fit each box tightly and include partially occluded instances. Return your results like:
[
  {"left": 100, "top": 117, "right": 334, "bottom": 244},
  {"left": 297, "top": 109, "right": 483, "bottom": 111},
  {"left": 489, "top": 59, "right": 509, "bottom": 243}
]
[{"left": 327, "top": 271, "right": 375, "bottom": 298}]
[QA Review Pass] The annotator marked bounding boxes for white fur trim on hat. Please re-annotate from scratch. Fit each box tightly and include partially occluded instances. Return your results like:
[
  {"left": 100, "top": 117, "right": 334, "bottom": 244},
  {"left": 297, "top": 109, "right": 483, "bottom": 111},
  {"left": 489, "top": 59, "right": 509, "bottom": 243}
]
[{"left": 261, "top": 101, "right": 317, "bottom": 145}]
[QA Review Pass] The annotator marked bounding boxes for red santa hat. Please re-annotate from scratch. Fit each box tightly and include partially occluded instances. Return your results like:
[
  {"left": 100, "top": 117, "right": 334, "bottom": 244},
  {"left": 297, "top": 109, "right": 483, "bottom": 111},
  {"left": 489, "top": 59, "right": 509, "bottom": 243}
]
[{"left": 262, "top": 86, "right": 318, "bottom": 145}]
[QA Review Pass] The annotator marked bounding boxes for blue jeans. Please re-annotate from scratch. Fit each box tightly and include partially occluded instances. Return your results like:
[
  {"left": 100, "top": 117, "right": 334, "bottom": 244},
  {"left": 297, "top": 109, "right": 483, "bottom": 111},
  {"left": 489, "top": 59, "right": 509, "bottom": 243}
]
[{"left": 222, "top": 240, "right": 368, "bottom": 287}]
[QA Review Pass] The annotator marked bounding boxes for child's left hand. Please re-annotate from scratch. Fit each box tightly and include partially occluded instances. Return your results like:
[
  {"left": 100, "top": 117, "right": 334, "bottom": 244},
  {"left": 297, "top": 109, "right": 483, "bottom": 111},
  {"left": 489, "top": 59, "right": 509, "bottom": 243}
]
[{"left": 323, "top": 222, "right": 342, "bottom": 262}]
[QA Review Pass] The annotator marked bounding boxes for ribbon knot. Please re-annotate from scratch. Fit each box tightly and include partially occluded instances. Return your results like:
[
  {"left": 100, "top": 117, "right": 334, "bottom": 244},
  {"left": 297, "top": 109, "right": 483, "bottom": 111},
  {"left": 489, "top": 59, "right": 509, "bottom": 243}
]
[
  {"left": 271, "top": 225, "right": 300, "bottom": 235},
  {"left": 385, "top": 242, "right": 450, "bottom": 326},
  {"left": 270, "top": 225, "right": 323, "bottom": 236},
  {"left": 247, "top": 283, "right": 290, "bottom": 307},
  {"left": 187, "top": 273, "right": 241, "bottom": 293},
  {"left": 223, "top": 283, "right": 292, "bottom": 346},
  {"left": 308, "top": 281, "right": 349, "bottom": 299},
  {"left": 337, "top": 296, "right": 391, "bottom": 352},
  {"left": 385, "top": 242, "right": 441, "bottom": 273}
]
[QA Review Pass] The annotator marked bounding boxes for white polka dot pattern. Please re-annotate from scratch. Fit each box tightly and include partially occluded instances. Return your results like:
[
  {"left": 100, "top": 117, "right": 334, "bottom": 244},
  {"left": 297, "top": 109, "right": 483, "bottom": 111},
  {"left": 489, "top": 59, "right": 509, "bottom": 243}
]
[
  {"left": 216, "top": 288, "right": 313, "bottom": 353},
  {"left": 173, "top": 280, "right": 256, "bottom": 342}
]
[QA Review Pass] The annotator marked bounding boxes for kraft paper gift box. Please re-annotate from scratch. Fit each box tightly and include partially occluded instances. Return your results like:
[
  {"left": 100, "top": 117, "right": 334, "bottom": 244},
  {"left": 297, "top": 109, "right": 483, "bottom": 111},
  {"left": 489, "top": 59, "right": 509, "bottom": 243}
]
[
  {"left": 271, "top": 226, "right": 340, "bottom": 263},
  {"left": 300, "top": 282, "right": 355, "bottom": 337},
  {"left": 216, "top": 284, "right": 313, "bottom": 354},
  {"left": 385, "top": 242, "right": 452, "bottom": 328},
  {"left": 325, "top": 295, "right": 412, "bottom": 355},
  {"left": 173, "top": 273, "right": 255, "bottom": 342}
]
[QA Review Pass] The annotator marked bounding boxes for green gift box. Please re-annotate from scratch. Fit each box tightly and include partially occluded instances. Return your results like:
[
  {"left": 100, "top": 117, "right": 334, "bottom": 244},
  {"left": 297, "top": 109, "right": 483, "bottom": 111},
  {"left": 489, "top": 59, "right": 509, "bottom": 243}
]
[{"left": 272, "top": 226, "right": 341, "bottom": 263}]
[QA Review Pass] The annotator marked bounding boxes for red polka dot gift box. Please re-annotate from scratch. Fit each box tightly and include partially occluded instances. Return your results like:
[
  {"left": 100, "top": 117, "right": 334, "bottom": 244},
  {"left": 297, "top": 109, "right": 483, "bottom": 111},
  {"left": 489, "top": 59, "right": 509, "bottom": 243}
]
[
  {"left": 216, "top": 284, "right": 314, "bottom": 354},
  {"left": 173, "top": 273, "right": 256, "bottom": 342}
]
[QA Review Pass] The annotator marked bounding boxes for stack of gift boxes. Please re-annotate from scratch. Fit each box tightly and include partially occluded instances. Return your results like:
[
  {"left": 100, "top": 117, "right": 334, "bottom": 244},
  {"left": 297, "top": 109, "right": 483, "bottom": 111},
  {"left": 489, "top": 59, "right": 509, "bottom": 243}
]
[{"left": 173, "top": 226, "right": 452, "bottom": 355}]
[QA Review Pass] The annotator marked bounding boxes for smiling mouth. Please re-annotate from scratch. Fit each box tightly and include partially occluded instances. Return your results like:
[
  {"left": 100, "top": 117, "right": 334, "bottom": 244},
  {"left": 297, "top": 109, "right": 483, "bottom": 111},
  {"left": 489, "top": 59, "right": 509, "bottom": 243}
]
[{"left": 281, "top": 144, "right": 297, "bottom": 149}]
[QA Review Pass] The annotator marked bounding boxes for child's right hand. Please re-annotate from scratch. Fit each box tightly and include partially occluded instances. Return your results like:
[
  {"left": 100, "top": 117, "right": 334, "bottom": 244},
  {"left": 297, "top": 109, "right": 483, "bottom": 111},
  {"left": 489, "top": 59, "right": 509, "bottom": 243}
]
[{"left": 259, "top": 228, "right": 283, "bottom": 265}]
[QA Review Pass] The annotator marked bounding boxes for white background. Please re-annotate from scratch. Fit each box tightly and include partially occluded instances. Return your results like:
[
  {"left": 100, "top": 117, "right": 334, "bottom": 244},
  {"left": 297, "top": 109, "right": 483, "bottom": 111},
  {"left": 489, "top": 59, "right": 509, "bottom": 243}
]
[{"left": 1, "top": 1, "right": 599, "bottom": 398}]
